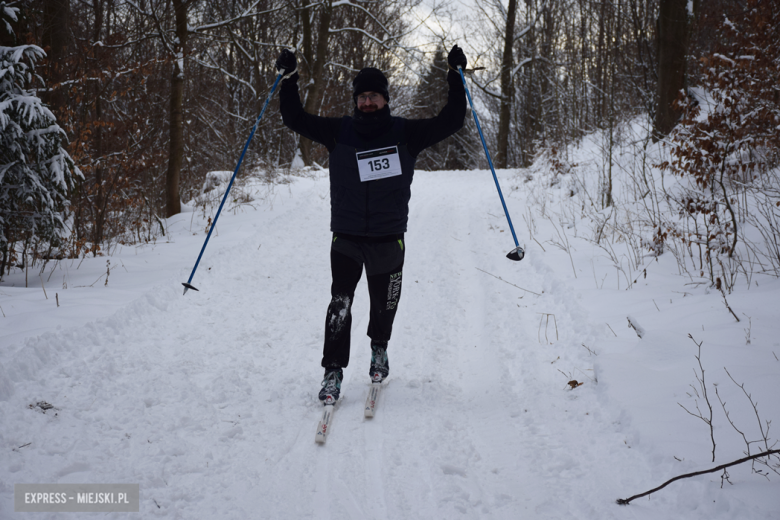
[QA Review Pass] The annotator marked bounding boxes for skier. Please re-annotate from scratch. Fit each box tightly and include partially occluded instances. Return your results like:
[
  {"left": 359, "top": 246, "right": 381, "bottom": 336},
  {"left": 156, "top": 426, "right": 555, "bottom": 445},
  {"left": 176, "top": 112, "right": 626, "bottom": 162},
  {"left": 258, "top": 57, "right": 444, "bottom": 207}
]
[{"left": 275, "top": 45, "right": 468, "bottom": 404}]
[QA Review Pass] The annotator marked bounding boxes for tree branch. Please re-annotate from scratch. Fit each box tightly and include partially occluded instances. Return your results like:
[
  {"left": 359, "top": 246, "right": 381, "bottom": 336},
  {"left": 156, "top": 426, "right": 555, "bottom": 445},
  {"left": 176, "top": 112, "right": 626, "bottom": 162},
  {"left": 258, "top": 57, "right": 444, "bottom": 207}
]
[{"left": 616, "top": 449, "right": 780, "bottom": 505}]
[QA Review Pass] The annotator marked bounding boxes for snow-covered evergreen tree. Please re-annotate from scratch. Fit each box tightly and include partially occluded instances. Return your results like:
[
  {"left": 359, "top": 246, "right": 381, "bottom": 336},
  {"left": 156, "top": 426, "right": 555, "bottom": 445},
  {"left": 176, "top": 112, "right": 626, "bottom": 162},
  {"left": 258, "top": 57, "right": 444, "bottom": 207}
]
[{"left": 0, "top": 1, "right": 80, "bottom": 273}]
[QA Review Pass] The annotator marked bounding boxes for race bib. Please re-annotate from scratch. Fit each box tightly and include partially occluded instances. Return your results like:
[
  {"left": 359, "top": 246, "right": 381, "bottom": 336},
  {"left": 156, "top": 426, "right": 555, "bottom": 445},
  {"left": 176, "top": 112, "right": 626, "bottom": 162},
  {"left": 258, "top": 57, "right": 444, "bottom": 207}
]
[{"left": 356, "top": 146, "right": 402, "bottom": 182}]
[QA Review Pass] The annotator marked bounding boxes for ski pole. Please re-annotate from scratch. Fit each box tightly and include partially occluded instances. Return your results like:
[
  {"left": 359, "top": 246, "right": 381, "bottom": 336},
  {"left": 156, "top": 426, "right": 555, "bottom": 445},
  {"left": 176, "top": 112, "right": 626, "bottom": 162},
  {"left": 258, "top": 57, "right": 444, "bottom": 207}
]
[
  {"left": 182, "top": 71, "right": 285, "bottom": 295},
  {"left": 458, "top": 66, "right": 524, "bottom": 262}
]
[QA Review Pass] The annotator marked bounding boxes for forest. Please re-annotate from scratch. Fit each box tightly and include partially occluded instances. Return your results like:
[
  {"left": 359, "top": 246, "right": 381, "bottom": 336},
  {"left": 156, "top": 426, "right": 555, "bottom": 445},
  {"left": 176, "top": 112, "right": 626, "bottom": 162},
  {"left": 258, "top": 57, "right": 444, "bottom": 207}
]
[{"left": 1, "top": 0, "right": 778, "bottom": 288}]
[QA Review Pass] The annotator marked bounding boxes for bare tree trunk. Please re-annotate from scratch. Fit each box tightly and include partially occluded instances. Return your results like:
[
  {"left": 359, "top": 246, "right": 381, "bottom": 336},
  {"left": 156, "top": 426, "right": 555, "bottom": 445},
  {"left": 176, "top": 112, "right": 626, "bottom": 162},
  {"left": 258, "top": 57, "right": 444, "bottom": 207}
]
[
  {"left": 166, "top": 0, "right": 188, "bottom": 217},
  {"left": 496, "top": 0, "right": 518, "bottom": 169},
  {"left": 299, "top": 0, "right": 332, "bottom": 166},
  {"left": 42, "top": 0, "right": 71, "bottom": 113},
  {"left": 42, "top": 0, "right": 70, "bottom": 54},
  {"left": 596, "top": 0, "right": 606, "bottom": 122},
  {"left": 519, "top": 1, "right": 537, "bottom": 167},
  {"left": 93, "top": 0, "right": 106, "bottom": 246},
  {"left": 654, "top": 0, "right": 688, "bottom": 139},
  {"left": 0, "top": 238, "right": 8, "bottom": 281},
  {"left": 301, "top": 0, "right": 313, "bottom": 75},
  {"left": 94, "top": 95, "right": 106, "bottom": 246}
]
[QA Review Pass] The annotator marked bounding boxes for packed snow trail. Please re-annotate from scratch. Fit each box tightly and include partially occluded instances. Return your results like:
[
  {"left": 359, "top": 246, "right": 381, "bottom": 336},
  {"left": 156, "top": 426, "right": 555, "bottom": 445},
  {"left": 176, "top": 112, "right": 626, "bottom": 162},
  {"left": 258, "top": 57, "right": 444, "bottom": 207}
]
[{"left": 2, "top": 171, "right": 777, "bottom": 519}]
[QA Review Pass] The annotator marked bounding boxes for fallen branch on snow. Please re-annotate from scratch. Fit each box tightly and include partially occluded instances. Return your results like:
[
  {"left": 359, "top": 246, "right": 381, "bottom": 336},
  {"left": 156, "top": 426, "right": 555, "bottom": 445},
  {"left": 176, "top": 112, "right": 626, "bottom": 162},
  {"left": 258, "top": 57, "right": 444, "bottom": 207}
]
[
  {"left": 616, "top": 449, "right": 780, "bottom": 505},
  {"left": 626, "top": 315, "right": 645, "bottom": 338}
]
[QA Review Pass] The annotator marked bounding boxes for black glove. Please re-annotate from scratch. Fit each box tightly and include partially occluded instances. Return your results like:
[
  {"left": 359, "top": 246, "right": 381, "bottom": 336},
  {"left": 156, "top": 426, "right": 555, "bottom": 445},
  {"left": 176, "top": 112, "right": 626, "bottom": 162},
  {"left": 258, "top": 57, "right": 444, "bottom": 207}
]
[
  {"left": 275, "top": 49, "right": 297, "bottom": 75},
  {"left": 447, "top": 44, "right": 467, "bottom": 70}
]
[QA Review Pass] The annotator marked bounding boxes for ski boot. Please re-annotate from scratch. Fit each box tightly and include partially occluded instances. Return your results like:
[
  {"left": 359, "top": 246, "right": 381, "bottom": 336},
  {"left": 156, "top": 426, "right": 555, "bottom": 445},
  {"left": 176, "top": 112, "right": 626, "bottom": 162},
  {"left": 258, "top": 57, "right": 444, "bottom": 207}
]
[
  {"left": 319, "top": 367, "right": 343, "bottom": 405},
  {"left": 369, "top": 342, "right": 389, "bottom": 383}
]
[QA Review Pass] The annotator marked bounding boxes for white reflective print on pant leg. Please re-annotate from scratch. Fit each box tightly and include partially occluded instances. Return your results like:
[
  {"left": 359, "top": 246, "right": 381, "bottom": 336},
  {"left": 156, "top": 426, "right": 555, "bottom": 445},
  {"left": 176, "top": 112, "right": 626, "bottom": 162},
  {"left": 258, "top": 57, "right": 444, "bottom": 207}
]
[{"left": 386, "top": 271, "right": 402, "bottom": 310}]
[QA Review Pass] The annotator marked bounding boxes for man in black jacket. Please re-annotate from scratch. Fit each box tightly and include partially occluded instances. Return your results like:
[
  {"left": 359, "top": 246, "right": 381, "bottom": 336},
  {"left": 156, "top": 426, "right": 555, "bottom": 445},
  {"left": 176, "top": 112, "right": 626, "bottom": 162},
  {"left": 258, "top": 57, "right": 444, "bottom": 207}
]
[{"left": 275, "top": 46, "right": 467, "bottom": 404}]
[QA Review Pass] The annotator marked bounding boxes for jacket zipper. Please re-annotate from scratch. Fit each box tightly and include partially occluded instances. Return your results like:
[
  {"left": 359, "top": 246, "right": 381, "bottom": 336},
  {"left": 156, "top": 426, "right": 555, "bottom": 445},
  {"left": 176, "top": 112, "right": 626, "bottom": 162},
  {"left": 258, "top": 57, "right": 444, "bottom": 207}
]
[{"left": 364, "top": 180, "right": 370, "bottom": 234}]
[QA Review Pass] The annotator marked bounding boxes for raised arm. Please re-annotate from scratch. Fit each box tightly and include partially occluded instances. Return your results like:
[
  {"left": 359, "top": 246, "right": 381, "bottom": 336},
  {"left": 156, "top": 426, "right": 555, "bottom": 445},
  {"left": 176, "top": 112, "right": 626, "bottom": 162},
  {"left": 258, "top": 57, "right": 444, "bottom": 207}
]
[
  {"left": 404, "top": 45, "right": 468, "bottom": 158},
  {"left": 276, "top": 50, "right": 342, "bottom": 151}
]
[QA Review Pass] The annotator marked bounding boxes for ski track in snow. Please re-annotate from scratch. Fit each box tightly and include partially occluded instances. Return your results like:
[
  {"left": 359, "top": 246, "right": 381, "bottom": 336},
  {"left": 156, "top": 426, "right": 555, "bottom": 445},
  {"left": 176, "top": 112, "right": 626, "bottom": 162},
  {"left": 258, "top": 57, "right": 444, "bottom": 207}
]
[{"left": 1, "top": 172, "right": 778, "bottom": 519}]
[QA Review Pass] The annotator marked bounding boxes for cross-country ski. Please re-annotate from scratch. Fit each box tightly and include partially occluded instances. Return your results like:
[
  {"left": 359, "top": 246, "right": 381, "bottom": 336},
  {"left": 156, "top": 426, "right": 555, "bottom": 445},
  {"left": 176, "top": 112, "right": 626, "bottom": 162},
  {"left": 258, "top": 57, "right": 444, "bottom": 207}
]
[
  {"left": 314, "top": 404, "right": 336, "bottom": 444},
  {"left": 364, "top": 383, "right": 382, "bottom": 418}
]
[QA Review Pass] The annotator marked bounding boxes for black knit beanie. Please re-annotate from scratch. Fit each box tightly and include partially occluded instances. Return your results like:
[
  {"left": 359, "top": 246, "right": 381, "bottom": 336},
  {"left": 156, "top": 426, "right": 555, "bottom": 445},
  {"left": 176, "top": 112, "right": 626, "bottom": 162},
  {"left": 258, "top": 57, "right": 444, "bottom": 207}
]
[{"left": 352, "top": 68, "right": 390, "bottom": 104}]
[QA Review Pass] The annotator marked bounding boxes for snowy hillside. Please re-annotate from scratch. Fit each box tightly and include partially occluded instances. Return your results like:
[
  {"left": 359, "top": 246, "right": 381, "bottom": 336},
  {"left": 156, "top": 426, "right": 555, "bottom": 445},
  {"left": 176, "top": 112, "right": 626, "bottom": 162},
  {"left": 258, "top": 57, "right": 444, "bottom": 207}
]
[{"left": 1, "top": 164, "right": 779, "bottom": 519}]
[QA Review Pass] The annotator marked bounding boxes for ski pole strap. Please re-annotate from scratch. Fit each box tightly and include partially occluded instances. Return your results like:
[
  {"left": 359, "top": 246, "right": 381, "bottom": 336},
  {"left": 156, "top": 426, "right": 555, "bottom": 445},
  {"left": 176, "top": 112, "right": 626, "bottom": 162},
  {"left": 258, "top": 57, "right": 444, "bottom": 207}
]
[{"left": 457, "top": 66, "right": 520, "bottom": 249}]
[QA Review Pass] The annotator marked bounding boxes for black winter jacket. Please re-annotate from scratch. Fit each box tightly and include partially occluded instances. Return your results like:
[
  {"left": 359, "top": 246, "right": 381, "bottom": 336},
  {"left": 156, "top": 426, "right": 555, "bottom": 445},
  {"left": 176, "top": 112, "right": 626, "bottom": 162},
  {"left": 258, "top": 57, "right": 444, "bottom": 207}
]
[{"left": 279, "top": 71, "right": 466, "bottom": 236}]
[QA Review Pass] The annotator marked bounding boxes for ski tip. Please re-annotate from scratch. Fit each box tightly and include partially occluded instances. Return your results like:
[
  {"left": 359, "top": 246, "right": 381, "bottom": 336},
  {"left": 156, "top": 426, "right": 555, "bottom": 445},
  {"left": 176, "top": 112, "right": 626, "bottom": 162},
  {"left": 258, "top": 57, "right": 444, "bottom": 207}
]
[{"left": 506, "top": 246, "right": 525, "bottom": 261}]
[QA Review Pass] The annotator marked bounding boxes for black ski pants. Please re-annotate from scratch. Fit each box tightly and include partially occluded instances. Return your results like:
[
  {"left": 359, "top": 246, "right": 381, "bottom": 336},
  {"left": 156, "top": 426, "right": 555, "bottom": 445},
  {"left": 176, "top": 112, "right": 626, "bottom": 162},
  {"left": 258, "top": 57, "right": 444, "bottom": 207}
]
[{"left": 322, "top": 233, "right": 405, "bottom": 369}]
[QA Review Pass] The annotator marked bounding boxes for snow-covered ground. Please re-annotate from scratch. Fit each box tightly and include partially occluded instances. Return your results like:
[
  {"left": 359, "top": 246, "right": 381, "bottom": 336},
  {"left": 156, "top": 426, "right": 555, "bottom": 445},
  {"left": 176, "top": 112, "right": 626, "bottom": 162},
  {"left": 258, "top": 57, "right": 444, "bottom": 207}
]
[{"left": 1, "top": 167, "right": 779, "bottom": 519}]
